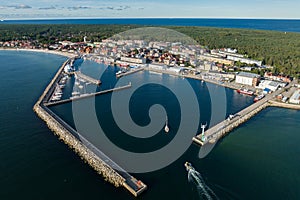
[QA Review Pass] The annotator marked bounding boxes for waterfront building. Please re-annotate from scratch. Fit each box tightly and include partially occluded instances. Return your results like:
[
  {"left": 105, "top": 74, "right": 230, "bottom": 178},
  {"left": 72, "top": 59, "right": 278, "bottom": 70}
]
[
  {"left": 148, "top": 63, "right": 167, "bottom": 71},
  {"left": 289, "top": 90, "right": 300, "bottom": 104},
  {"left": 121, "top": 57, "right": 146, "bottom": 64},
  {"left": 235, "top": 72, "right": 260, "bottom": 86},
  {"left": 257, "top": 80, "right": 286, "bottom": 91}
]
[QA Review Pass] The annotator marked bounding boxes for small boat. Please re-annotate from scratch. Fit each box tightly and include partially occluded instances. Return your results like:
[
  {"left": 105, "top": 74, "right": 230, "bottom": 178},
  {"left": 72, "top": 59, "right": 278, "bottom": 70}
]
[
  {"left": 164, "top": 116, "right": 169, "bottom": 133},
  {"left": 78, "top": 85, "right": 84, "bottom": 89},
  {"left": 237, "top": 88, "right": 254, "bottom": 96},
  {"left": 75, "top": 81, "right": 80, "bottom": 86},
  {"left": 184, "top": 162, "right": 194, "bottom": 171},
  {"left": 254, "top": 94, "right": 265, "bottom": 102}
]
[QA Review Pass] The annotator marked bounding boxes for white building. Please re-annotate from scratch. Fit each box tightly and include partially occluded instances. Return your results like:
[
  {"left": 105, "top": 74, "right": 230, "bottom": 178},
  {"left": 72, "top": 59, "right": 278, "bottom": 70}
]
[
  {"left": 235, "top": 72, "right": 260, "bottom": 86},
  {"left": 257, "top": 80, "right": 286, "bottom": 91},
  {"left": 289, "top": 90, "right": 300, "bottom": 104},
  {"left": 148, "top": 64, "right": 166, "bottom": 71},
  {"left": 166, "top": 67, "right": 182, "bottom": 74},
  {"left": 121, "top": 57, "right": 146, "bottom": 64},
  {"left": 227, "top": 55, "right": 262, "bottom": 66}
]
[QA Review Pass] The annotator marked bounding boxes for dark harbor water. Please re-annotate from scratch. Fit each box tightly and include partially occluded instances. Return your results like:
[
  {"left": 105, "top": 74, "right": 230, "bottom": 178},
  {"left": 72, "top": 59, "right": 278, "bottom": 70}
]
[
  {"left": 1, "top": 50, "right": 300, "bottom": 199},
  {"left": 2, "top": 18, "right": 300, "bottom": 33}
]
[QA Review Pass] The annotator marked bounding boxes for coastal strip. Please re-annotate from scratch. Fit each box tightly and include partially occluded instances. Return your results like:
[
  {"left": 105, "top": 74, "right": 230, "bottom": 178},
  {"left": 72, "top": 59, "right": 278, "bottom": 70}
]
[
  {"left": 145, "top": 67, "right": 240, "bottom": 90},
  {"left": 33, "top": 57, "right": 147, "bottom": 197}
]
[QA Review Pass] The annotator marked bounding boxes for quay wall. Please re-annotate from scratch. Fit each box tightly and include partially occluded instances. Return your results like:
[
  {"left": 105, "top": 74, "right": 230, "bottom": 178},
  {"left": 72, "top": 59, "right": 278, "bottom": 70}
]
[
  {"left": 195, "top": 101, "right": 270, "bottom": 145},
  {"left": 213, "top": 102, "right": 270, "bottom": 140},
  {"left": 269, "top": 100, "right": 300, "bottom": 110}
]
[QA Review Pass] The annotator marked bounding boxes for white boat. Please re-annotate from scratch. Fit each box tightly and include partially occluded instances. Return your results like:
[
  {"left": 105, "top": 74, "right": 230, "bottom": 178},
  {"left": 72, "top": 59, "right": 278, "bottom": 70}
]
[
  {"left": 75, "top": 81, "right": 80, "bottom": 86},
  {"left": 184, "top": 162, "right": 194, "bottom": 171},
  {"left": 164, "top": 116, "right": 169, "bottom": 133},
  {"left": 78, "top": 85, "right": 84, "bottom": 89}
]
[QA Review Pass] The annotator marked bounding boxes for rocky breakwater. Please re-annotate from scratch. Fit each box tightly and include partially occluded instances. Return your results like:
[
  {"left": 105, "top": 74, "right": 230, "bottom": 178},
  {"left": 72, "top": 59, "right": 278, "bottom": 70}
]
[
  {"left": 33, "top": 105, "right": 125, "bottom": 187},
  {"left": 33, "top": 57, "right": 126, "bottom": 189}
]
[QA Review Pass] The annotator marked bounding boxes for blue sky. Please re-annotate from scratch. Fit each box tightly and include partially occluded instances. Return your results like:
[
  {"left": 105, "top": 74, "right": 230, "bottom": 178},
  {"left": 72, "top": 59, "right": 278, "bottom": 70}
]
[{"left": 0, "top": 0, "right": 299, "bottom": 19}]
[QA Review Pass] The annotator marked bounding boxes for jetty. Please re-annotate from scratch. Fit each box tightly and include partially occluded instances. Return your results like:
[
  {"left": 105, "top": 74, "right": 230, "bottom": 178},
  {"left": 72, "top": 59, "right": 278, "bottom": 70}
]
[
  {"left": 33, "top": 57, "right": 147, "bottom": 197},
  {"left": 74, "top": 71, "right": 101, "bottom": 85},
  {"left": 193, "top": 88, "right": 284, "bottom": 146},
  {"left": 44, "top": 83, "right": 132, "bottom": 107}
]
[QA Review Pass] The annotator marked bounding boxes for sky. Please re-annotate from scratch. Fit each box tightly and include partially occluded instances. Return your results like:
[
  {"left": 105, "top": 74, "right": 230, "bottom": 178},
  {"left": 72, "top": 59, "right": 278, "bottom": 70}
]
[{"left": 0, "top": 0, "right": 299, "bottom": 19}]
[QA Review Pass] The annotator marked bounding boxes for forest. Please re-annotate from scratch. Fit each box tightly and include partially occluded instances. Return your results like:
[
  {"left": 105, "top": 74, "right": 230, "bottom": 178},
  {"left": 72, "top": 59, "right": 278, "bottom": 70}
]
[{"left": 0, "top": 24, "right": 299, "bottom": 77}]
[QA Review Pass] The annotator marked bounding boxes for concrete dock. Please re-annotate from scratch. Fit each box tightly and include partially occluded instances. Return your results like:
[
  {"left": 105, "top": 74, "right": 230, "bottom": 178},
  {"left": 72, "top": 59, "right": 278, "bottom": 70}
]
[
  {"left": 193, "top": 88, "right": 284, "bottom": 146},
  {"left": 74, "top": 71, "right": 101, "bottom": 85},
  {"left": 33, "top": 57, "right": 147, "bottom": 197}
]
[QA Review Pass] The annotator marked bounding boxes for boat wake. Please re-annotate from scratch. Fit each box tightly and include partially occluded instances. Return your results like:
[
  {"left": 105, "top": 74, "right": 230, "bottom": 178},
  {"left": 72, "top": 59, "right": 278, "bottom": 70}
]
[{"left": 188, "top": 168, "right": 219, "bottom": 200}]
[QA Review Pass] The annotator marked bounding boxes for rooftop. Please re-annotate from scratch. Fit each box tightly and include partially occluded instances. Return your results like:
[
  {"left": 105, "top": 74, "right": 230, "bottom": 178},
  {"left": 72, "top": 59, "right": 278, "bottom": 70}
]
[{"left": 237, "top": 72, "right": 260, "bottom": 78}]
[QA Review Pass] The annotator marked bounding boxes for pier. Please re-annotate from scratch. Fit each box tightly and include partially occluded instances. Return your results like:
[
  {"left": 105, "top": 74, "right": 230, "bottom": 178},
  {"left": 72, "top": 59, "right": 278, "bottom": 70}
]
[
  {"left": 44, "top": 83, "right": 132, "bottom": 107},
  {"left": 33, "top": 57, "right": 147, "bottom": 197},
  {"left": 74, "top": 71, "right": 101, "bottom": 85},
  {"left": 193, "top": 88, "right": 284, "bottom": 146}
]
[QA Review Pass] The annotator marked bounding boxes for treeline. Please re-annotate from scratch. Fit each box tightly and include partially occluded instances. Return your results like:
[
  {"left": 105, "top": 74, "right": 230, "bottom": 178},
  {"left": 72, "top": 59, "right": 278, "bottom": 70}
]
[
  {"left": 0, "top": 24, "right": 299, "bottom": 77},
  {"left": 172, "top": 26, "right": 300, "bottom": 77}
]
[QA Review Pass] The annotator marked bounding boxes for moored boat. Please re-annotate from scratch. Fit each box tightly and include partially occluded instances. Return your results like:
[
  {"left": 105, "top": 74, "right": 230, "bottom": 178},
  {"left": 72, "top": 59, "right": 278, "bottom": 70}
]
[
  {"left": 254, "top": 94, "right": 265, "bottom": 102},
  {"left": 237, "top": 88, "right": 254, "bottom": 96}
]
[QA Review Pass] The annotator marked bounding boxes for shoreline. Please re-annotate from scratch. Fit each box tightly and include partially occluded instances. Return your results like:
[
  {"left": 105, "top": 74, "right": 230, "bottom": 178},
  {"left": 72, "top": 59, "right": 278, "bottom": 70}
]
[{"left": 0, "top": 47, "right": 75, "bottom": 58}]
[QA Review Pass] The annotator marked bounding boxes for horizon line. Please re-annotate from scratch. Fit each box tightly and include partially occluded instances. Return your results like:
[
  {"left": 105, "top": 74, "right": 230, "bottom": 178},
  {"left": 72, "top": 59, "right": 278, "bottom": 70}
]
[{"left": 2, "top": 17, "right": 300, "bottom": 21}]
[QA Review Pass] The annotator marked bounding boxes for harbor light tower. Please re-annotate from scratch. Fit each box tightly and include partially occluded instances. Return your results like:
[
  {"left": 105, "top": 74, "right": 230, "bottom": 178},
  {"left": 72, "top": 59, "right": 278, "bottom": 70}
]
[{"left": 201, "top": 122, "right": 207, "bottom": 142}]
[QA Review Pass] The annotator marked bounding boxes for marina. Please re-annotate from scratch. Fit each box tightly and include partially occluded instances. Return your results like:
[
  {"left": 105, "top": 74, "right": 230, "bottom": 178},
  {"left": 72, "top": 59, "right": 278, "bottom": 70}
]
[{"left": 33, "top": 57, "right": 147, "bottom": 197}]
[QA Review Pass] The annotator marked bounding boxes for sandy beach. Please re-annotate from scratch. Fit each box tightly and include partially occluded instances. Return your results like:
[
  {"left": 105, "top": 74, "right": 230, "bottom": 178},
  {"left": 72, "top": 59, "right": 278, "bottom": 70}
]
[{"left": 0, "top": 48, "right": 76, "bottom": 58}]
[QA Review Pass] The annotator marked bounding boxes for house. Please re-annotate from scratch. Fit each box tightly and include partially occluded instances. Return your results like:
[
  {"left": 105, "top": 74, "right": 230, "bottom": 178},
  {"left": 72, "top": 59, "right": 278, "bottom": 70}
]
[{"left": 235, "top": 72, "right": 260, "bottom": 86}]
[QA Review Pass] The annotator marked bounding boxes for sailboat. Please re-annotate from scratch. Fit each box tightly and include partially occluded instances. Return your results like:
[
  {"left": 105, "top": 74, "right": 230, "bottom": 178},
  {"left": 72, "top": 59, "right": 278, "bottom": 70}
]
[{"left": 164, "top": 116, "right": 169, "bottom": 133}]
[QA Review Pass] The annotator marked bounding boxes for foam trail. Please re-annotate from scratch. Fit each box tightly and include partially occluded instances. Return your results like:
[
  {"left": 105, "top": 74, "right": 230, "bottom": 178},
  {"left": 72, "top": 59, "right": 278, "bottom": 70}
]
[{"left": 188, "top": 168, "right": 218, "bottom": 200}]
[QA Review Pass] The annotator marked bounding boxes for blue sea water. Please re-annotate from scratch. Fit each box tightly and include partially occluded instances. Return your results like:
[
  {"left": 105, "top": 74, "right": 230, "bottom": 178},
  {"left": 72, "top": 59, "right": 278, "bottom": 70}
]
[
  {"left": 0, "top": 50, "right": 300, "bottom": 199},
  {"left": 1, "top": 18, "right": 300, "bottom": 33}
]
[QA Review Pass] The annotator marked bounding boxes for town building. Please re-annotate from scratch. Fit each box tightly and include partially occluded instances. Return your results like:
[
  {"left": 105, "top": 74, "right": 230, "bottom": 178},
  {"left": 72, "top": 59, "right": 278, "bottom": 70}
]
[
  {"left": 227, "top": 55, "right": 262, "bottom": 66},
  {"left": 289, "top": 90, "right": 300, "bottom": 104},
  {"left": 235, "top": 72, "right": 260, "bottom": 86},
  {"left": 121, "top": 57, "right": 146, "bottom": 64},
  {"left": 257, "top": 80, "right": 287, "bottom": 91},
  {"left": 264, "top": 72, "right": 292, "bottom": 83}
]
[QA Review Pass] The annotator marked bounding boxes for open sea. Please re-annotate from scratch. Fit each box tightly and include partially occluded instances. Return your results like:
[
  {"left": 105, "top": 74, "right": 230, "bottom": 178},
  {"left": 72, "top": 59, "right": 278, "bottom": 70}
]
[
  {"left": 0, "top": 50, "right": 300, "bottom": 200},
  {"left": 1, "top": 18, "right": 300, "bottom": 33}
]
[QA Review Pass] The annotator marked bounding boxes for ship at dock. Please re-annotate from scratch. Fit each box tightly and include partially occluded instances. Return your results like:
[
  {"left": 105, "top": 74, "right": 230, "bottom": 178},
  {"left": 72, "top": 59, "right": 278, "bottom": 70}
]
[
  {"left": 254, "top": 94, "right": 265, "bottom": 102},
  {"left": 237, "top": 88, "right": 254, "bottom": 96}
]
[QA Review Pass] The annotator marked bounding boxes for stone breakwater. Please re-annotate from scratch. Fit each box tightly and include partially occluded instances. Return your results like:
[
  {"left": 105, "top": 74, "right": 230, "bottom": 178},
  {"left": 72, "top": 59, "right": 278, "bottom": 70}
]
[
  {"left": 33, "top": 57, "right": 128, "bottom": 191},
  {"left": 33, "top": 105, "right": 125, "bottom": 187}
]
